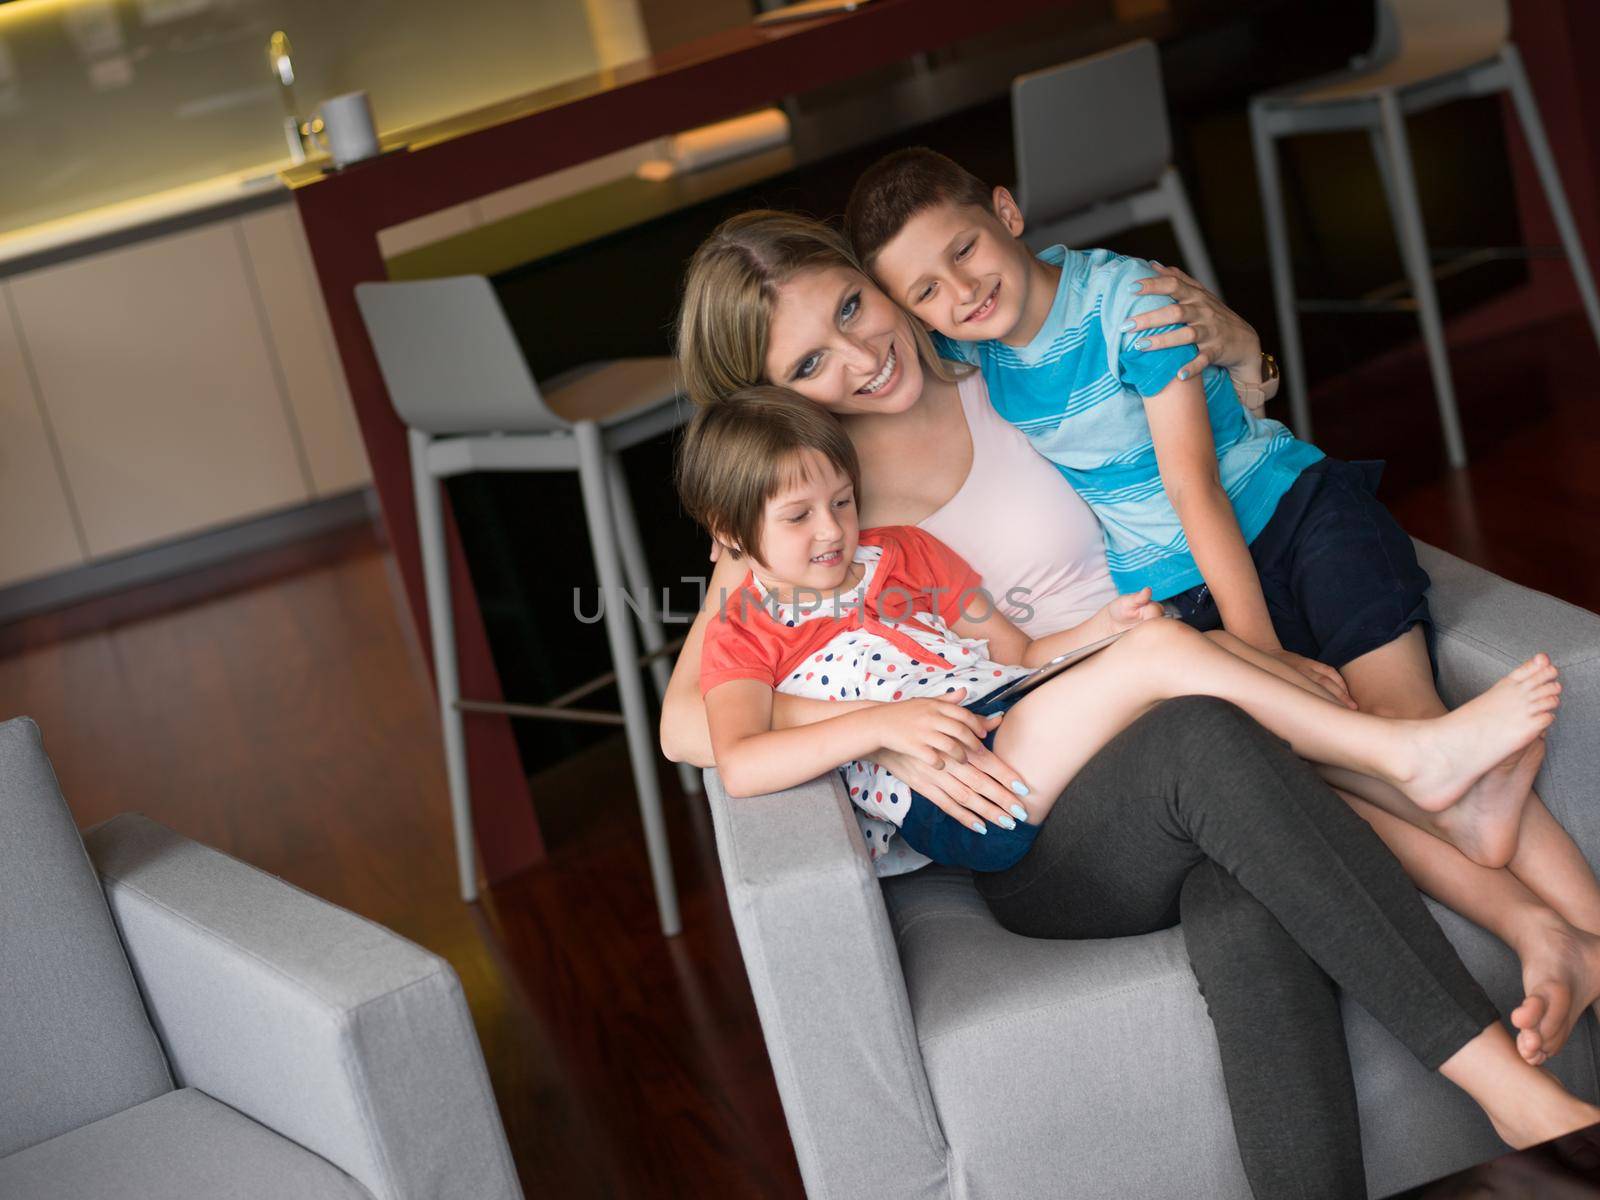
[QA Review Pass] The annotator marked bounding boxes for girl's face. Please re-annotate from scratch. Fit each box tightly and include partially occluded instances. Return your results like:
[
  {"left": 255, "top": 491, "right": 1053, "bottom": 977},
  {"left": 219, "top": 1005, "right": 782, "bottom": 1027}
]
[
  {"left": 763, "top": 266, "right": 927, "bottom": 416},
  {"left": 745, "top": 450, "right": 861, "bottom": 603}
]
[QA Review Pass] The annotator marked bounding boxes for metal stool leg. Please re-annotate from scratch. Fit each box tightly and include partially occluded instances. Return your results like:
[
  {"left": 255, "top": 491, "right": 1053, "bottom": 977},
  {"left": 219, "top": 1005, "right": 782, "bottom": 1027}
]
[
  {"left": 576, "top": 423, "right": 682, "bottom": 936},
  {"left": 1366, "top": 127, "right": 1401, "bottom": 233},
  {"left": 1377, "top": 91, "right": 1468, "bottom": 470},
  {"left": 1160, "top": 168, "right": 1223, "bottom": 299},
  {"left": 408, "top": 430, "right": 480, "bottom": 903},
  {"left": 1501, "top": 45, "right": 1600, "bottom": 353},
  {"left": 605, "top": 450, "right": 702, "bottom": 797},
  {"left": 1250, "top": 104, "right": 1313, "bottom": 440}
]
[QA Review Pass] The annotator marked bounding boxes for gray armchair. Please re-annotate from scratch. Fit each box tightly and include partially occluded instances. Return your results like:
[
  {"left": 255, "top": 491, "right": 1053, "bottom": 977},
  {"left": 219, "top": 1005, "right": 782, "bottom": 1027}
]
[
  {"left": 0, "top": 717, "right": 522, "bottom": 1200},
  {"left": 707, "top": 544, "right": 1600, "bottom": 1199}
]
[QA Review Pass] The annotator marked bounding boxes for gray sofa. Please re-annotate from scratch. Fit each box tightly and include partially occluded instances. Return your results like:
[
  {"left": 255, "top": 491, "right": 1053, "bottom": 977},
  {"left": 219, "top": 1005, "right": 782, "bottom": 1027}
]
[
  {"left": 706, "top": 544, "right": 1600, "bottom": 1199},
  {"left": 0, "top": 716, "right": 523, "bottom": 1200}
]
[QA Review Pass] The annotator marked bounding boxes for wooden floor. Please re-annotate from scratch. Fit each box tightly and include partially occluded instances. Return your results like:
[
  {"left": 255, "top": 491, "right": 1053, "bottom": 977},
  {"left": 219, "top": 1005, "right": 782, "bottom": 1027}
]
[{"left": 2, "top": 310, "right": 1597, "bottom": 1198}]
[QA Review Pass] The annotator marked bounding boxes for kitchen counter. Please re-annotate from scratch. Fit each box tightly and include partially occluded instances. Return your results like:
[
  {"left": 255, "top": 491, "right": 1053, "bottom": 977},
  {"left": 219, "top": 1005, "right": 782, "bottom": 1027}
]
[{"left": 0, "top": 164, "right": 295, "bottom": 279}]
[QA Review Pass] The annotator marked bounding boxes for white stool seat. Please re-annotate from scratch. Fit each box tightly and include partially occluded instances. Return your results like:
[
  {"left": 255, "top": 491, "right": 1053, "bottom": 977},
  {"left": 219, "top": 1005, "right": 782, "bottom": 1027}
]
[
  {"left": 1260, "top": 51, "right": 1498, "bottom": 108},
  {"left": 543, "top": 357, "right": 682, "bottom": 427}
]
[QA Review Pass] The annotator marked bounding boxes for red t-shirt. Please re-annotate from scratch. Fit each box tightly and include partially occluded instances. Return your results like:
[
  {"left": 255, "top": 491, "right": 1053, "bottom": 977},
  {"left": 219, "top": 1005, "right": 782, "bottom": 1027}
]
[{"left": 699, "top": 526, "right": 984, "bottom": 695}]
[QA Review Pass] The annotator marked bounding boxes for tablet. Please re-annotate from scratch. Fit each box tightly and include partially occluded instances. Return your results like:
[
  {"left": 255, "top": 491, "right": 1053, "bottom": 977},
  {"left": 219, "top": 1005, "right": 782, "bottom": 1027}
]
[{"left": 966, "top": 626, "right": 1134, "bottom": 715}]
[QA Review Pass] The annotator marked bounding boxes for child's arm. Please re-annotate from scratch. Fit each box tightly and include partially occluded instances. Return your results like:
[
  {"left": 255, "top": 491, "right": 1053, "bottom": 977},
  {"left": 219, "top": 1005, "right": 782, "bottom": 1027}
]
[
  {"left": 1144, "top": 375, "right": 1352, "bottom": 703},
  {"left": 1144, "top": 374, "right": 1279, "bottom": 647},
  {"left": 661, "top": 551, "right": 906, "bottom": 767},
  {"left": 952, "top": 589, "right": 1161, "bottom": 668},
  {"left": 706, "top": 679, "right": 995, "bottom": 799}
]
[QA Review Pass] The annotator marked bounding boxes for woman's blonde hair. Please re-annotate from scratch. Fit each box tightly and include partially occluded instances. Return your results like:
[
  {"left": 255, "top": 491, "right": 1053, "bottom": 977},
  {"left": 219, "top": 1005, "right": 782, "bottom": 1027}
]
[{"left": 676, "top": 209, "right": 966, "bottom": 408}]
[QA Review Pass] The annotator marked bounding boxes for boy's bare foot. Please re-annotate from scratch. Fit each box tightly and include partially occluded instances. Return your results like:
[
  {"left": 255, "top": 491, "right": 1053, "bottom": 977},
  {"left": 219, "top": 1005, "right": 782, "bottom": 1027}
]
[
  {"left": 1433, "top": 739, "right": 1547, "bottom": 869},
  {"left": 1388, "top": 655, "right": 1560, "bottom": 866},
  {"left": 1512, "top": 916, "right": 1600, "bottom": 1066}
]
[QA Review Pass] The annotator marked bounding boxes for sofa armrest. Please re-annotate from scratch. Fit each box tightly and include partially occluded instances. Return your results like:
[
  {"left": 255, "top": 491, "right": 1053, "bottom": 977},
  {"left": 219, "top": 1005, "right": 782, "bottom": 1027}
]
[
  {"left": 82, "top": 814, "right": 521, "bottom": 1200},
  {"left": 705, "top": 767, "right": 951, "bottom": 1198},
  {"left": 1419, "top": 542, "right": 1600, "bottom": 870}
]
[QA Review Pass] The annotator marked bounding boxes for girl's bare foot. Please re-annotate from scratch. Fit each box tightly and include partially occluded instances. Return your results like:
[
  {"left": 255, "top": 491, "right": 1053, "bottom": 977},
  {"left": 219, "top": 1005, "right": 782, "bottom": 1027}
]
[
  {"left": 1387, "top": 655, "right": 1560, "bottom": 866},
  {"left": 1512, "top": 916, "right": 1600, "bottom": 1066}
]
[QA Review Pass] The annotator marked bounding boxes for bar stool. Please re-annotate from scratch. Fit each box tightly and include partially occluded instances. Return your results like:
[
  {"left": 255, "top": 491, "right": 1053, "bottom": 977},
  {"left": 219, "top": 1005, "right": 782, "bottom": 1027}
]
[
  {"left": 1013, "top": 39, "right": 1223, "bottom": 296},
  {"left": 1250, "top": 0, "right": 1600, "bottom": 468},
  {"left": 356, "top": 275, "right": 695, "bottom": 936}
]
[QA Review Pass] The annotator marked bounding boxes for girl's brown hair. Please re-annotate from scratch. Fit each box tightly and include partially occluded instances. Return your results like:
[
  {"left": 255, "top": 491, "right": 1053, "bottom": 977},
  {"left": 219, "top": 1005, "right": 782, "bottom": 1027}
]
[
  {"left": 675, "top": 386, "right": 860, "bottom": 566},
  {"left": 675, "top": 209, "right": 966, "bottom": 408}
]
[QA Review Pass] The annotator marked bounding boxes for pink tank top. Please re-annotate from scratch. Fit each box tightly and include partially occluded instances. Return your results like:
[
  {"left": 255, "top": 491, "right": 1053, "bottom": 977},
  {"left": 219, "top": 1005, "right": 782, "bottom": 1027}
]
[{"left": 918, "top": 372, "right": 1116, "bottom": 634}]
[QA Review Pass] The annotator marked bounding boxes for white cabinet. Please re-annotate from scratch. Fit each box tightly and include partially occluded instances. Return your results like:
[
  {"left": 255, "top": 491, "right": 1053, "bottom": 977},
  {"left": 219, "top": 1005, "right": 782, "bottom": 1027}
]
[
  {"left": 0, "top": 285, "right": 86, "bottom": 588},
  {"left": 8, "top": 219, "right": 315, "bottom": 560},
  {"left": 239, "top": 206, "right": 371, "bottom": 496}
]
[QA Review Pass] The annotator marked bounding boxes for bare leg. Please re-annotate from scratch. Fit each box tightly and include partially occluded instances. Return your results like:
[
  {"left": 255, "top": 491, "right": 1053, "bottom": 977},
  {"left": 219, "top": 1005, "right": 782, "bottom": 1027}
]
[
  {"left": 1341, "top": 628, "right": 1600, "bottom": 1062},
  {"left": 1210, "top": 629, "right": 1546, "bottom": 867},
  {"left": 1337, "top": 789, "right": 1600, "bottom": 1066},
  {"left": 1203, "top": 627, "right": 1600, "bottom": 1065},
  {"left": 997, "top": 620, "right": 1557, "bottom": 835}
]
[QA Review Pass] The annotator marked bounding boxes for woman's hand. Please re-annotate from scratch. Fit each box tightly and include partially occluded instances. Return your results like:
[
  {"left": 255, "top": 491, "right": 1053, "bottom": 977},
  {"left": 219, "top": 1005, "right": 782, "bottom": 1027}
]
[
  {"left": 869, "top": 738, "right": 1032, "bottom": 834},
  {"left": 1128, "top": 263, "right": 1262, "bottom": 379},
  {"left": 1103, "top": 587, "right": 1164, "bottom": 634}
]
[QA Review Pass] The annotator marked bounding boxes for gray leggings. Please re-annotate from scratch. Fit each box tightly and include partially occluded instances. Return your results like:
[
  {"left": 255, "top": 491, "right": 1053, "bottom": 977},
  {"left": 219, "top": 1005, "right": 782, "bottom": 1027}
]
[{"left": 974, "top": 696, "right": 1500, "bottom": 1200}]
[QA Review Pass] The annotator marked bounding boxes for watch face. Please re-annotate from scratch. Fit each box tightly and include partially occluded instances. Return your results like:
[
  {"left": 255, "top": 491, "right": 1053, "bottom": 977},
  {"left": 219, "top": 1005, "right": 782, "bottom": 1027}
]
[{"left": 1262, "top": 352, "right": 1280, "bottom": 382}]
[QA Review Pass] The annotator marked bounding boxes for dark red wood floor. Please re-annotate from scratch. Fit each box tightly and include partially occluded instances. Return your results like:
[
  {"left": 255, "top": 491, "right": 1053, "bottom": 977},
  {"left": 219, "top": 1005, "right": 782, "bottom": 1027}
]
[{"left": 1, "top": 310, "right": 1596, "bottom": 1198}]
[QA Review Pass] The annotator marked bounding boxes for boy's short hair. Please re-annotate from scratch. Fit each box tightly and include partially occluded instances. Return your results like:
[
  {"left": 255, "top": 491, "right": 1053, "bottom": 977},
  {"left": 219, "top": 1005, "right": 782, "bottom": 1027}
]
[
  {"left": 845, "top": 147, "right": 995, "bottom": 267},
  {"left": 676, "top": 386, "right": 861, "bottom": 566}
]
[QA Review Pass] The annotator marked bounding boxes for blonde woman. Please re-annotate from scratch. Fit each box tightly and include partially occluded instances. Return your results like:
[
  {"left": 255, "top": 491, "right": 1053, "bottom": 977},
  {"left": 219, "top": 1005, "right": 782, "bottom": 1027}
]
[{"left": 659, "top": 211, "right": 1600, "bottom": 1198}]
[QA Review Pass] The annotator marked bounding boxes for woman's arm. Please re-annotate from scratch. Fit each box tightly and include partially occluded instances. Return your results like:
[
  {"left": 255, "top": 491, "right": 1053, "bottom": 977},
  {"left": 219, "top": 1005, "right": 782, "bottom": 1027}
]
[{"left": 659, "top": 551, "right": 874, "bottom": 767}]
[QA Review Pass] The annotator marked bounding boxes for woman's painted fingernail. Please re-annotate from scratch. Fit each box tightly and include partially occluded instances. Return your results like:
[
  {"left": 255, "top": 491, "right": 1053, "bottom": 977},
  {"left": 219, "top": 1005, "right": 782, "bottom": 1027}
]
[
  {"left": 1178, "top": 369, "right": 1189, "bottom": 381},
  {"left": 971, "top": 820, "right": 988, "bottom": 835},
  {"left": 1009, "top": 780, "right": 1030, "bottom": 797},
  {"left": 1129, "top": 282, "right": 1143, "bottom": 294},
  {"left": 996, "top": 814, "right": 1016, "bottom": 831},
  {"left": 1119, "top": 319, "right": 1136, "bottom": 332},
  {"left": 1134, "top": 338, "right": 1150, "bottom": 351},
  {"left": 1009, "top": 803, "right": 1029, "bottom": 822}
]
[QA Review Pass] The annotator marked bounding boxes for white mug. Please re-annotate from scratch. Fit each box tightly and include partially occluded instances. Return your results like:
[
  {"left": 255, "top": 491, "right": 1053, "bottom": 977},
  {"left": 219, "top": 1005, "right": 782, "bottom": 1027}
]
[{"left": 313, "top": 91, "right": 380, "bottom": 168}]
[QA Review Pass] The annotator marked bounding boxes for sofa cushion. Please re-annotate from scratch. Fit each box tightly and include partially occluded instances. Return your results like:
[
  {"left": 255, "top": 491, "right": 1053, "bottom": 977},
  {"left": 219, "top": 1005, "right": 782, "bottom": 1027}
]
[
  {"left": 0, "top": 717, "right": 171, "bottom": 1157},
  {"left": 0, "top": 1087, "right": 375, "bottom": 1199},
  {"left": 883, "top": 865, "right": 1251, "bottom": 1198},
  {"left": 884, "top": 865, "right": 1600, "bottom": 1200}
]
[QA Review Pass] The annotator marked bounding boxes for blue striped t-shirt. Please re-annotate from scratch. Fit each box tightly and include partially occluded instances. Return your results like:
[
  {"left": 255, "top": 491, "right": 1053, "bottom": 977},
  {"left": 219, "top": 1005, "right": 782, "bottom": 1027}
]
[{"left": 936, "top": 245, "right": 1323, "bottom": 600}]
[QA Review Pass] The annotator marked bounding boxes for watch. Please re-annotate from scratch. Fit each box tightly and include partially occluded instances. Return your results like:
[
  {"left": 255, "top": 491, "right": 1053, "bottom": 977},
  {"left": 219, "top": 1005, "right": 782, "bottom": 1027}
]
[{"left": 1230, "top": 351, "right": 1280, "bottom": 415}]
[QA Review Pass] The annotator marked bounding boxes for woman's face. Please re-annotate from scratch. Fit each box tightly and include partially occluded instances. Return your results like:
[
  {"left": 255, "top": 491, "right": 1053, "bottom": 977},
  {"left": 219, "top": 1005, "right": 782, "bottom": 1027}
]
[{"left": 763, "top": 265, "right": 926, "bottom": 416}]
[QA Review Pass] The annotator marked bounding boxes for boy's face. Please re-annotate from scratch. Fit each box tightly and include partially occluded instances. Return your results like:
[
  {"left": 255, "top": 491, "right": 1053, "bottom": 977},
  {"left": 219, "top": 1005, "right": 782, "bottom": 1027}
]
[
  {"left": 871, "top": 189, "right": 1040, "bottom": 345},
  {"left": 743, "top": 450, "right": 861, "bottom": 601}
]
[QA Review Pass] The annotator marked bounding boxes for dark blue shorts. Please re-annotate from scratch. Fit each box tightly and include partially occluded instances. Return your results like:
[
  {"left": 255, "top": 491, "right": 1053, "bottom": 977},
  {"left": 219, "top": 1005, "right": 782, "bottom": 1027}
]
[
  {"left": 894, "top": 687, "right": 1042, "bottom": 873},
  {"left": 1163, "top": 457, "right": 1433, "bottom": 670}
]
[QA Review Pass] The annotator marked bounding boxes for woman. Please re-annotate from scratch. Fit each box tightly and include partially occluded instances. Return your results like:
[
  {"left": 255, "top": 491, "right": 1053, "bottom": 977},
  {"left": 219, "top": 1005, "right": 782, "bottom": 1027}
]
[{"left": 659, "top": 211, "right": 1600, "bottom": 1196}]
